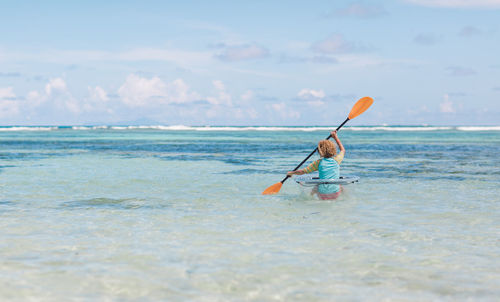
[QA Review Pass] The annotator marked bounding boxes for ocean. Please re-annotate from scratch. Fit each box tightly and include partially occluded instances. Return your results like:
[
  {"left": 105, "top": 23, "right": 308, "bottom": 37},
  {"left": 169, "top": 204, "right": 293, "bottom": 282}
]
[{"left": 1, "top": 126, "right": 499, "bottom": 301}]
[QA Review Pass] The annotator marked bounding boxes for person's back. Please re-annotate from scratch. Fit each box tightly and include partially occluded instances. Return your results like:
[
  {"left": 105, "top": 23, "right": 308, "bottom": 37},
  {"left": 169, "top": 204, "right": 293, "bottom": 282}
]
[
  {"left": 318, "top": 154, "right": 343, "bottom": 194},
  {"left": 287, "top": 130, "right": 346, "bottom": 200}
]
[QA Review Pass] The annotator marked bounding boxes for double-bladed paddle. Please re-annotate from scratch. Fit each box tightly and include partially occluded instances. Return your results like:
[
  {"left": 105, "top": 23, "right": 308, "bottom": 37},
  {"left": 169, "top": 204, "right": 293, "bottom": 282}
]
[{"left": 262, "top": 96, "right": 374, "bottom": 195}]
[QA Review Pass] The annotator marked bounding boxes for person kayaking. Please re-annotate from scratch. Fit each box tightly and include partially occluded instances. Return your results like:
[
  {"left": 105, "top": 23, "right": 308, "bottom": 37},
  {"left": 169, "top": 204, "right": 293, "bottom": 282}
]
[{"left": 287, "top": 130, "right": 345, "bottom": 200}]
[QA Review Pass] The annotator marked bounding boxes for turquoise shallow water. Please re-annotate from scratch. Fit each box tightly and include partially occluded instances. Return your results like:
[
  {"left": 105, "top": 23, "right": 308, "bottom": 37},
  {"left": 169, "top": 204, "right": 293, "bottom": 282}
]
[{"left": 0, "top": 126, "right": 499, "bottom": 301}]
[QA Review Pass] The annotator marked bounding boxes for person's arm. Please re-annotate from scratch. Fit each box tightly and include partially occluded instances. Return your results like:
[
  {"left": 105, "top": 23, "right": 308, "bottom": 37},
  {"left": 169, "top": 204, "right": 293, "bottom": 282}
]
[
  {"left": 287, "top": 159, "right": 320, "bottom": 176},
  {"left": 287, "top": 169, "right": 305, "bottom": 176},
  {"left": 331, "top": 130, "right": 345, "bottom": 153}
]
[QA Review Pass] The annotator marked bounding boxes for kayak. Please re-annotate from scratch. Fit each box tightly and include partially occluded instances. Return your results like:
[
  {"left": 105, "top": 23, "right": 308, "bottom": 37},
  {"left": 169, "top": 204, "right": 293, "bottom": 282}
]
[{"left": 294, "top": 174, "right": 359, "bottom": 187}]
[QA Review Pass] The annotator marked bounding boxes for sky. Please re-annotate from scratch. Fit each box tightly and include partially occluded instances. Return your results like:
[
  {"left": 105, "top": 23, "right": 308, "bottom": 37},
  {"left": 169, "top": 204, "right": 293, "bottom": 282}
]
[{"left": 0, "top": 0, "right": 499, "bottom": 126}]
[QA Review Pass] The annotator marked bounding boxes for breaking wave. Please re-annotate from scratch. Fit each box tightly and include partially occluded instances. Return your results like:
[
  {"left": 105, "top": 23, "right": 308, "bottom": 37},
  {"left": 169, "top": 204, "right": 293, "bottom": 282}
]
[{"left": 1, "top": 125, "right": 500, "bottom": 132}]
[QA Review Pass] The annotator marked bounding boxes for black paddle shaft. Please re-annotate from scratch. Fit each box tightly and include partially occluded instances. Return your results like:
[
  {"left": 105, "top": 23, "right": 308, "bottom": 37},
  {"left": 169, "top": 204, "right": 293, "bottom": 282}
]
[{"left": 280, "top": 117, "right": 350, "bottom": 183}]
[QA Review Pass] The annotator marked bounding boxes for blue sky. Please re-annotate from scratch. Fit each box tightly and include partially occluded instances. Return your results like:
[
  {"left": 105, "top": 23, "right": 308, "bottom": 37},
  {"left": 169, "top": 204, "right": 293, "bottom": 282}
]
[{"left": 1, "top": 0, "right": 499, "bottom": 125}]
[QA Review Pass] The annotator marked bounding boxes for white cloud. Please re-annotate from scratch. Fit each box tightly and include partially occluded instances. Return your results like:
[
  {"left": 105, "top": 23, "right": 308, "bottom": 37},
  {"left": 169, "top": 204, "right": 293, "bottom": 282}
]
[
  {"left": 240, "top": 90, "right": 254, "bottom": 101},
  {"left": 312, "top": 34, "right": 359, "bottom": 54},
  {"left": 307, "top": 100, "right": 325, "bottom": 107},
  {"left": 1, "top": 75, "right": 266, "bottom": 124},
  {"left": 0, "top": 87, "right": 16, "bottom": 99},
  {"left": 83, "top": 86, "right": 111, "bottom": 112},
  {"left": 271, "top": 102, "right": 285, "bottom": 112},
  {"left": 446, "top": 66, "right": 476, "bottom": 76},
  {"left": 117, "top": 74, "right": 200, "bottom": 107},
  {"left": 207, "top": 80, "right": 232, "bottom": 106},
  {"left": 0, "top": 101, "right": 19, "bottom": 117},
  {"left": 45, "top": 78, "right": 67, "bottom": 95},
  {"left": 270, "top": 102, "right": 300, "bottom": 119},
  {"left": 405, "top": 0, "right": 500, "bottom": 8},
  {"left": 212, "top": 80, "right": 225, "bottom": 91},
  {"left": 168, "top": 79, "right": 200, "bottom": 104},
  {"left": 25, "top": 78, "right": 81, "bottom": 115},
  {"left": 0, "top": 87, "right": 19, "bottom": 118},
  {"left": 88, "top": 86, "right": 109, "bottom": 102},
  {"left": 298, "top": 89, "right": 326, "bottom": 99},
  {"left": 298, "top": 89, "right": 326, "bottom": 107},
  {"left": 216, "top": 44, "right": 269, "bottom": 61},
  {"left": 205, "top": 108, "right": 217, "bottom": 118},
  {"left": 247, "top": 107, "right": 258, "bottom": 119},
  {"left": 230, "top": 106, "right": 258, "bottom": 120},
  {"left": 65, "top": 98, "right": 80, "bottom": 114},
  {"left": 0, "top": 86, "right": 84, "bottom": 122},
  {"left": 459, "top": 26, "right": 483, "bottom": 36},
  {"left": 26, "top": 90, "right": 47, "bottom": 108},
  {"left": 440, "top": 94, "right": 455, "bottom": 113},
  {"left": 118, "top": 74, "right": 166, "bottom": 107},
  {"left": 27, "top": 90, "right": 41, "bottom": 101}
]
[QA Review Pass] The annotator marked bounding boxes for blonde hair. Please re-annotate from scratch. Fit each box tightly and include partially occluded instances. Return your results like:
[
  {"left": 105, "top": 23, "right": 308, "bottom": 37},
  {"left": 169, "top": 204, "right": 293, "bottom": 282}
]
[{"left": 318, "top": 140, "right": 336, "bottom": 158}]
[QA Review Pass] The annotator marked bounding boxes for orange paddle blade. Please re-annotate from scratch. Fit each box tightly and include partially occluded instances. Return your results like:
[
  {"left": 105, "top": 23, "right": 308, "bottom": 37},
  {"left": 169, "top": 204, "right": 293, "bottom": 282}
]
[
  {"left": 348, "top": 96, "right": 373, "bottom": 119},
  {"left": 262, "top": 182, "right": 282, "bottom": 195}
]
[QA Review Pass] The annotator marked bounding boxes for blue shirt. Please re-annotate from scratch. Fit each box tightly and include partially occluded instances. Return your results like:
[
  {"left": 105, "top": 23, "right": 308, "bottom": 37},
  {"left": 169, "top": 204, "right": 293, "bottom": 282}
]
[{"left": 303, "top": 151, "right": 344, "bottom": 194}]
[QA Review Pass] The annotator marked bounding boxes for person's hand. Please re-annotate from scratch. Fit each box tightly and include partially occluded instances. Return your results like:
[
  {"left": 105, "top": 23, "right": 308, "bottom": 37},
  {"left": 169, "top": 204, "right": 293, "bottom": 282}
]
[
  {"left": 331, "top": 130, "right": 338, "bottom": 138},
  {"left": 287, "top": 171, "right": 295, "bottom": 176}
]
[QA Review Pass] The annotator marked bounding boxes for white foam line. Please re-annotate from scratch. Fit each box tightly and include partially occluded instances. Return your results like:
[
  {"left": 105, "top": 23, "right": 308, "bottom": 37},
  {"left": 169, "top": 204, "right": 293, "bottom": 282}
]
[
  {"left": 107, "top": 125, "right": 333, "bottom": 131},
  {"left": 347, "top": 126, "right": 453, "bottom": 131},
  {"left": 0, "top": 127, "right": 57, "bottom": 131},
  {"left": 195, "top": 126, "right": 332, "bottom": 131},
  {"left": 72, "top": 126, "right": 109, "bottom": 130},
  {"left": 456, "top": 126, "right": 500, "bottom": 131},
  {"left": 1, "top": 125, "right": 500, "bottom": 132}
]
